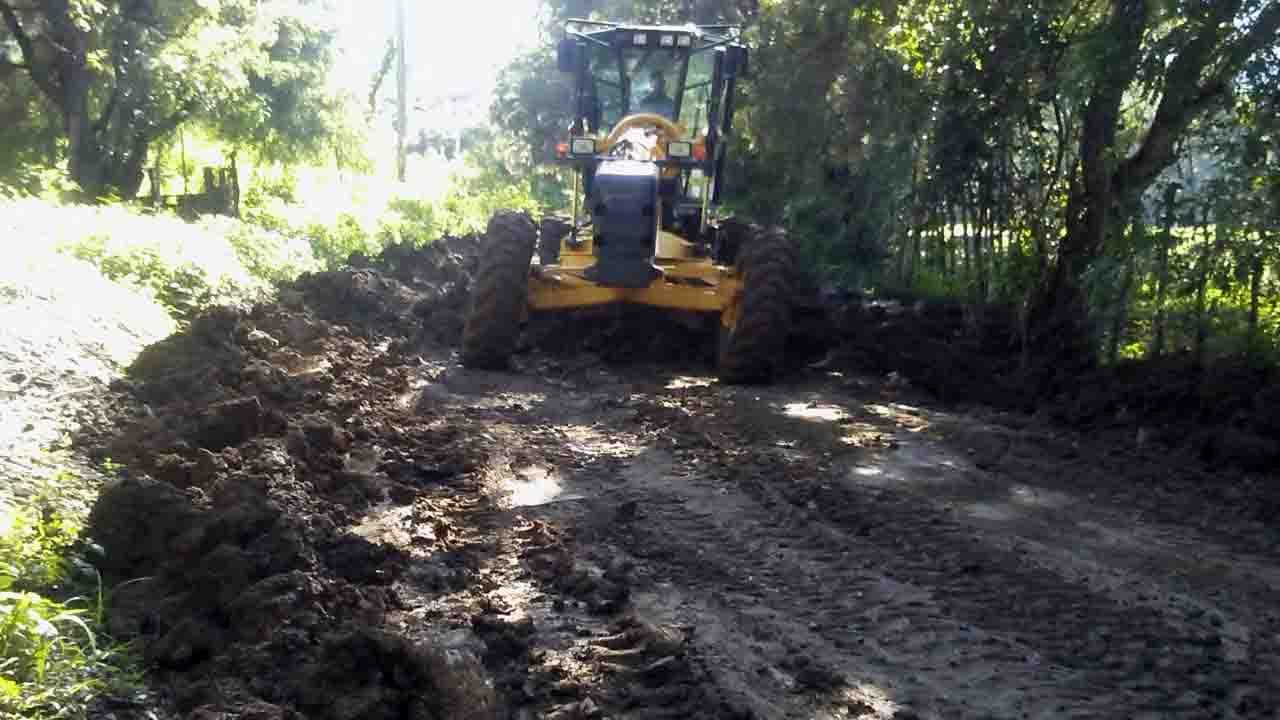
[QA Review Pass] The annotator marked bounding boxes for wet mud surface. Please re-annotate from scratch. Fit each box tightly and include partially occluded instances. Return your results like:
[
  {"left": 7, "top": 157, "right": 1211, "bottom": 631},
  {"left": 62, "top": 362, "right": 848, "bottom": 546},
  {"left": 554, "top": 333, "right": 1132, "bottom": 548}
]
[{"left": 81, "top": 236, "right": 1280, "bottom": 719}]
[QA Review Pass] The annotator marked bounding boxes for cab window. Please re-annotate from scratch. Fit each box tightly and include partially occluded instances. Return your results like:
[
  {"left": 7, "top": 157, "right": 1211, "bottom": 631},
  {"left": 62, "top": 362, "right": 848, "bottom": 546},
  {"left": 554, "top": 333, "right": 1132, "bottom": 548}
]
[
  {"left": 678, "top": 51, "right": 713, "bottom": 137},
  {"left": 586, "top": 46, "right": 623, "bottom": 130}
]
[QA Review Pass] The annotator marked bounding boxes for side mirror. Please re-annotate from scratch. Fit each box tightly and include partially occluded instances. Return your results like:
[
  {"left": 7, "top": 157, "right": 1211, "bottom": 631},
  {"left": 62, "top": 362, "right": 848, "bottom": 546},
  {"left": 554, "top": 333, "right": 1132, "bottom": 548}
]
[
  {"left": 726, "top": 45, "right": 749, "bottom": 78},
  {"left": 557, "top": 38, "right": 580, "bottom": 73}
]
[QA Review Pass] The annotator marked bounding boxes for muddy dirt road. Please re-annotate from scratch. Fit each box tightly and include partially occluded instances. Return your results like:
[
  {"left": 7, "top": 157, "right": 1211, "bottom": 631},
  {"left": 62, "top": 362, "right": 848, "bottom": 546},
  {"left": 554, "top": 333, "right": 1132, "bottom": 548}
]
[
  {"left": 383, "top": 349, "right": 1280, "bottom": 720},
  {"left": 83, "top": 246, "right": 1279, "bottom": 720}
]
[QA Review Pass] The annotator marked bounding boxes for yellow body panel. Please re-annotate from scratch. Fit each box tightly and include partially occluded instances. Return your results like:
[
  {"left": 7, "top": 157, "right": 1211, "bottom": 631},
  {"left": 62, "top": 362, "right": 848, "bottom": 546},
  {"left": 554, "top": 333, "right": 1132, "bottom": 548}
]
[
  {"left": 528, "top": 272, "right": 739, "bottom": 313},
  {"left": 531, "top": 222, "right": 742, "bottom": 325}
]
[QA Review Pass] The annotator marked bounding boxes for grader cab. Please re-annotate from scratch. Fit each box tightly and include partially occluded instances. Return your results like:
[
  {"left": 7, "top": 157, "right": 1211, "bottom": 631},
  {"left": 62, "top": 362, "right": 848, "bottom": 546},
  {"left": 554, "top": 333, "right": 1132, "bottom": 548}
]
[{"left": 461, "top": 20, "right": 795, "bottom": 383}]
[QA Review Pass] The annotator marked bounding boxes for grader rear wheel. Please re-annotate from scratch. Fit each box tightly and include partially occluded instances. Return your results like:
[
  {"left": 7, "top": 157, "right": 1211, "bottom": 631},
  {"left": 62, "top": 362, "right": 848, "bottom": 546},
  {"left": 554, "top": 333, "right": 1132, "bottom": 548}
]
[
  {"left": 461, "top": 212, "right": 537, "bottom": 369},
  {"left": 717, "top": 225, "right": 797, "bottom": 384}
]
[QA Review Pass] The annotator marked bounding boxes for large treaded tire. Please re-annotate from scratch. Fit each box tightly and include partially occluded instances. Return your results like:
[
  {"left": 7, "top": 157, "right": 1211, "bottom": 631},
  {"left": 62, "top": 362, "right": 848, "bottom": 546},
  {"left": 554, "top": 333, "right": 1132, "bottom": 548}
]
[
  {"left": 461, "top": 212, "right": 537, "bottom": 369},
  {"left": 538, "top": 215, "right": 570, "bottom": 265},
  {"left": 717, "top": 225, "right": 797, "bottom": 384}
]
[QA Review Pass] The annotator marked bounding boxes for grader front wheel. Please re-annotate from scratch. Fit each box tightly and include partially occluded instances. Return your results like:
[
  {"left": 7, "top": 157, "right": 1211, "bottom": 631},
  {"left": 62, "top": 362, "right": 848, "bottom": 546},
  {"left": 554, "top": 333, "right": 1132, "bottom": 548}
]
[
  {"left": 717, "top": 226, "right": 797, "bottom": 384},
  {"left": 461, "top": 212, "right": 537, "bottom": 369}
]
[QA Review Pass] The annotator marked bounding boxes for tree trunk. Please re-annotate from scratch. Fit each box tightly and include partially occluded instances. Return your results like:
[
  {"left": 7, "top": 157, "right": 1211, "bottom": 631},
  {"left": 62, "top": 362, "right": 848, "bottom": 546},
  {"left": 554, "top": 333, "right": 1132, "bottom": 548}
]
[
  {"left": 0, "top": 1, "right": 166, "bottom": 200},
  {"left": 1192, "top": 213, "right": 1228, "bottom": 369},
  {"left": 974, "top": 189, "right": 988, "bottom": 302},
  {"left": 1246, "top": 251, "right": 1264, "bottom": 364},
  {"left": 1108, "top": 210, "right": 1142, "bottom": 364},
  {"left": 44, "top": 8, "right": 105, "bottom": 196},
  {"left": 908, "top": 226, "right": 919, "bottom": 288},
  {"left": 1150, "top": 184, "right": 1177, "bottom": 360},
  {"left": 1026, "top": 0, "right": 1149, "bottom": 381}
]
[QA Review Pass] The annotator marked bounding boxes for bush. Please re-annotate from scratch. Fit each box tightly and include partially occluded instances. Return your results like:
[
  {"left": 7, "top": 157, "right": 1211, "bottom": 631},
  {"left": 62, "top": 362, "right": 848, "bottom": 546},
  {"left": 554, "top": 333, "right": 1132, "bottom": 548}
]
[
  {"left": 216, "top": 218, "right": 321, "bottom": 286},
  {"left": 1, "top": 476, "right": 141, "bottom": 720},
  {"left": 304, "top": 213, "right": 381, "bottom": 270},
  {"left": 64, "top": 238, "right": 223, "bottom": 323},
  {"left": 0, "top": 196, "right": 322, "bottom": 324},
  {"left": 378, "top": 197, "right": 440, "bottom": 248}
]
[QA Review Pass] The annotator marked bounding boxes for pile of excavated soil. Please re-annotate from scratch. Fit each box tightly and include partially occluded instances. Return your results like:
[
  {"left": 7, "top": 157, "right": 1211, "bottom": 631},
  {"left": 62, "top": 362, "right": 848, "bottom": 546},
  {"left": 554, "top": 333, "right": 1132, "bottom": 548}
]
[
  {"left": 81, "top": 230, "right": 509, "bottom": 718},
  {"left": 87, "top": 299, "right": 498, "bottom": 719},
  {"left": 81, "top": 221, "right": 723, "bottom": 719},
  {"left": 810, "top": 295, "right": 1280, "bottom": 474}
]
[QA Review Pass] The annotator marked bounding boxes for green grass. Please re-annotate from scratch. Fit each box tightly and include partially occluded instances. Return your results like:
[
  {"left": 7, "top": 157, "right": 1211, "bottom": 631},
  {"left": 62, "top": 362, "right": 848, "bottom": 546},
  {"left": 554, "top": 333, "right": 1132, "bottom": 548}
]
[
  {"left": 0, "top": 196, "right": 323, "bottom": 324},
  {"left": 1, "top": 473, "right": 145, "bottom": 720}
]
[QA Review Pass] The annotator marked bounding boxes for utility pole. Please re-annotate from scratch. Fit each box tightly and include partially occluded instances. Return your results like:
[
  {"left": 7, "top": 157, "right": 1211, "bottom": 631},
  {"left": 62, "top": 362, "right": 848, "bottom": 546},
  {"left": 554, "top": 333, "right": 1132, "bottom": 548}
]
[{"left": 395, "top": 0, "right": 407, "bottom": 182}]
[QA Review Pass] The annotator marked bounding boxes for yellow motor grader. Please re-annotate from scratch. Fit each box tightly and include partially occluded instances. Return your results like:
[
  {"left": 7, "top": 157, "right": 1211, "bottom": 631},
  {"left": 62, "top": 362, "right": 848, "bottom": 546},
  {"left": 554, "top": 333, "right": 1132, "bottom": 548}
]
[{"left": 461, "top": 20, "right": 795, "bottom": 383}]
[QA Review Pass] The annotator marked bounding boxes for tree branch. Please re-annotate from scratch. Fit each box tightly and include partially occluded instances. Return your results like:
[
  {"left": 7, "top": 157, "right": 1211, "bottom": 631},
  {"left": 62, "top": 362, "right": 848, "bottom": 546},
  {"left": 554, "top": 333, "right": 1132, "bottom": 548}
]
[
  {"left": 93, "top": 31, "right": 129, "bottom": 136},
  {"left": 0, "top": 0, "right": 62, "bottom": 100},
  {"left": 0, "top": 1, "right": 35, "bottom": 64},
  {"left": 93, "top": 83, "right": 120, "bottom": 135},
  {"left": 1118, "top": 0, "right": 1280, "bottom": 193},
  {"left": 142, "top": 99, "right": 198, "bottom": 141}
]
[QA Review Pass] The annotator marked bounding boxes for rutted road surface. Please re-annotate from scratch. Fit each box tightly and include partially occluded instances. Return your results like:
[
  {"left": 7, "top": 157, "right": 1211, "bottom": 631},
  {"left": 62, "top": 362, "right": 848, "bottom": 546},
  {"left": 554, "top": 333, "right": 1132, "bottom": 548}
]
[
  {"left": 404, "top": 354, "right": 1280, "bottom": 719},
  {"left": 82, "top": 246, "right": 1279, "bottom": 720}
]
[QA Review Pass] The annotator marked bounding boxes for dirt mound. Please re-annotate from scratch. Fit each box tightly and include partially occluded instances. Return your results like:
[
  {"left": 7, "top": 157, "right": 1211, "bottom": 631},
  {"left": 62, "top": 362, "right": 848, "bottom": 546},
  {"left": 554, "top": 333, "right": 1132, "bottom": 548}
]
[
  {"left": 809, "top": 294, "right": 1280, "bottom": 474},
  {"left": 85, "top": 264, "right": 502, "bottom": 717},
  {"left": 1061, "top": 357, "right": 1280, "bottom": 474},
  {"left": 805, "top": 297, "right": 1024, "bottom": 405},
  {"left": 81, "top": 227, "right": 733, "bottom": 719}
]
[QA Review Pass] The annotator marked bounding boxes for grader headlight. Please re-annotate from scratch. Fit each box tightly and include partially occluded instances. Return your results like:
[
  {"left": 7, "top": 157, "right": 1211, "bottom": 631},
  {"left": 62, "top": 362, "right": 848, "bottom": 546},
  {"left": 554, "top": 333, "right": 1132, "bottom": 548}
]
[{"left": 666, "top": 141, "right": 693, "bottom": 159}]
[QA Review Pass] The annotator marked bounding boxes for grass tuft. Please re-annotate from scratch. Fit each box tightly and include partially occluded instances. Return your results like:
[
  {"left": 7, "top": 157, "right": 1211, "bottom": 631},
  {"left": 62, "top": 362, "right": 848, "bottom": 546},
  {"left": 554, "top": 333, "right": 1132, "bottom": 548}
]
[{"left": 0, "top": 475, "right": 146, "bottom": 720}]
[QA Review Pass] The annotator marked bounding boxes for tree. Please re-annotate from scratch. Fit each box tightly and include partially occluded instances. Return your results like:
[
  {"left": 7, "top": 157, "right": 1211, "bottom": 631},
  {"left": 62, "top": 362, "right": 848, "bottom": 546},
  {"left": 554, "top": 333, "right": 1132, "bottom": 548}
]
[
  {"left": 1028, "top": 0, "right": 1280, "bottom": 375},
  {"left": 0, "top": 0, "right": 339, "bottom": 198}
]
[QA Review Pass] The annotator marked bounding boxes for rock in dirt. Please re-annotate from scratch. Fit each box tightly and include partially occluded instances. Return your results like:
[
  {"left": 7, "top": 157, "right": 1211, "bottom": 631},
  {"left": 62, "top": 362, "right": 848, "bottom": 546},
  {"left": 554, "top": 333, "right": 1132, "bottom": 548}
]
[
  {"left": 196, "top": 396, "right": 264, "bottom": 450},
  {"left": 292, "top": 628, "right": 496, "bottom": 720},
  {"left": 89, "top": 476, "right": 203, "bottom": 576},
  {"left": 471, "top": 613, "right": 536, "bottom": 663}
]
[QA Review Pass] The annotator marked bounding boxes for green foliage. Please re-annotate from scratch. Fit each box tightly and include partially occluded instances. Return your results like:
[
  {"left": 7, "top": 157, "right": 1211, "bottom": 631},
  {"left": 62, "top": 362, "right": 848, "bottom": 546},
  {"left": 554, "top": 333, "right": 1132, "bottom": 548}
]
[
  {"left": 491, "top": 48, "right": 572, "bottom": 167},
  {"left": 1, "top": 0, "right": 345, "bottom": 197},
  {"left": 0, "top": 499, "right": 77, "bottom": 596},
  {"left": 435, "top": 157, "right": 544, "bottom": 236},
  {"left": 379, "top": 198, "right": 440, "bottom": 247},
  {"left": 0, "top": 194, "right": 321, "bottom": 323},
  {"left": 222, "top": 221, "right": 322, "bottom": 285},
  {"left": 243, "top": 169, "right": 300, "bottom": 207},
  {"left": 303, "top": 213, "right": 380, "bottom": 271},
  {"left": 0, "top": 476, "right": 141, "bottom": 720},
  {"left": 65, "top": 238, "right": 222, "bottom": 323},
  {"left": 0, "top": 167, "right": 83, "bottom": 203}
]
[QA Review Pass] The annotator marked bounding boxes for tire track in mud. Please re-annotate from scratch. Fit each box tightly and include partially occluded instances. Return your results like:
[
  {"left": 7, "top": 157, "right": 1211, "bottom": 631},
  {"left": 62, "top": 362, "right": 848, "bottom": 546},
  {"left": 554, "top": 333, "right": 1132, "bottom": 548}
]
[
  {"left": 413, "top": 363, "right": 1279, "bottom": 719},
  {"left": 610, "top": 380, "right": 1280, "bottom": 719},
  {"left": 604, "top": 447, "right": 1075, "bottom": 719},
  {"left": 401, "top": 376, "right": 753, "bottom": 720}
]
